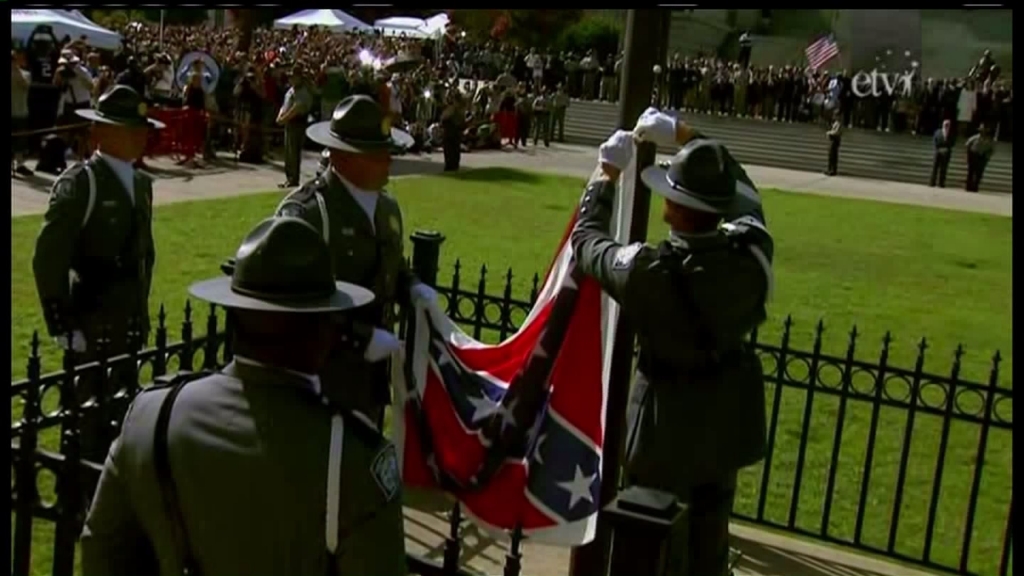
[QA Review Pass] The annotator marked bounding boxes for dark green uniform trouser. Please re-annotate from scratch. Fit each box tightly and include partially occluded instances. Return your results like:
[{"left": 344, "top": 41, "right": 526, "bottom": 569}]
[
  {"left": 284, "top": 122, "right": 304, "bottom": 186},
  {"left": 442, "top": 129, "right": 461, "bottom": 171},
  {"left": 552, "top": 108, "right": 567, "bottom": 142},
  {"left": 533, "top": 112, "right": 551, "bottom": 146},
  {"left": 626, "top": 468, "right": 737, "bottom": 576}
]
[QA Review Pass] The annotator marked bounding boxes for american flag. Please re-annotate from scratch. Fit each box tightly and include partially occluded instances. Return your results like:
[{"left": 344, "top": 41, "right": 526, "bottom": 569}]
[
  {"left": 805, "top": 34, "right": 840, "bottom": 70},
  {"left": 394, "top": 212, "right": 609, "bottom": 546}
]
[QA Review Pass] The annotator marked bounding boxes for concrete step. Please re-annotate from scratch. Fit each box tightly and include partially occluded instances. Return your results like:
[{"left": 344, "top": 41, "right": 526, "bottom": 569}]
[{"left": 564, "top": 100, "right": 1013, "bottom": 193}]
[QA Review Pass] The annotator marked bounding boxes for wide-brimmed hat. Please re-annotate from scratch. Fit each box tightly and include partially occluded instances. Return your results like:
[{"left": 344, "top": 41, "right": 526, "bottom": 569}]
[
  {"left": 640, "top": 139, "right": 761, "bottom": 215},
  {"left": 306, "top": 95, "right": 394, "bottom": 153},
  {"left": 76, "top": 85, "right": 166, "bottom": 130},
  {"left": 191, "top": 217, "right": 375, "bottom": 313}
]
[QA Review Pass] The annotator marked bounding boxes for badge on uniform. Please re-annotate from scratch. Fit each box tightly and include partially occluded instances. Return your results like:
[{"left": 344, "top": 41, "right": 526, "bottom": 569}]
[
  {"left": 612, "top": 243, "right": 643, "bottom": 270},
  {"left": 52, "top": 178, "right": 75, "bottom": 200},
  {"left": 371, "top": 443, "right": 401, "bottom": 502}
]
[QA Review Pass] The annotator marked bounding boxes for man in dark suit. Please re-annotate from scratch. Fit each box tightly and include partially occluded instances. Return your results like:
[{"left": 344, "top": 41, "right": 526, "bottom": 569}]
[
  {"left": 573, "top": 109, "right": 773, "bottom": 576},
  {"left": 81, "top": 217, "right": 408, "bottom": 576},
  {"left": 930, "top": 119, "right": 955, "bottom": 188}
]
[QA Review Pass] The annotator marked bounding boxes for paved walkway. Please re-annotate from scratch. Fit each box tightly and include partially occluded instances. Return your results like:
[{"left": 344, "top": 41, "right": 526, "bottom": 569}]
[
  {"left": 11, "top": 143, "right": 1011, "bottom": 218},
  {"left": 403, "top": 496, "right": 942, "bottom": 576}
]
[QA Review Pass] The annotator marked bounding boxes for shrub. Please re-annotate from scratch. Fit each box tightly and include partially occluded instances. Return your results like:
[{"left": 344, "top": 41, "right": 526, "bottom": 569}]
[{"left": 557, "top": 15, "right": 622, "bottom": 58}]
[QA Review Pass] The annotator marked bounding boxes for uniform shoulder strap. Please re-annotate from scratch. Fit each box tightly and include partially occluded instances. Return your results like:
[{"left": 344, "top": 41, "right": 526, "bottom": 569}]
[
  {"left": 152, "top": 370, "right": 213, "bottom": 576},
  {"left": 275, "top": 181, "right": 330, "bottom": 245},
  {"left": 81, "top": 163, "right": 97, "bottom": 229}
]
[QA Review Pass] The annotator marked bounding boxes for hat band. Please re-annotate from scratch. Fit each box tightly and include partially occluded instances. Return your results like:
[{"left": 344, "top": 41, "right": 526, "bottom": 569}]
[
  {"left": 230, "top": 281, "right": 336, "bottom": 303},
  {"left": 330, "top": 129, "right": 390, "bottom": 145},
  {"left": 94, "top": 110, "right": 149, "bottom": 124},
  {"left": 666, "top": 173, "right": 732, "bottom": 204}
]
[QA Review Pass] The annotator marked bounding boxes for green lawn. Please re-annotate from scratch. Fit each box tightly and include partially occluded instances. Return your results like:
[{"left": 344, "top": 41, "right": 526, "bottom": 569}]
[{"left": 11, "top": 168, "right": 1012, "bottom": 576}]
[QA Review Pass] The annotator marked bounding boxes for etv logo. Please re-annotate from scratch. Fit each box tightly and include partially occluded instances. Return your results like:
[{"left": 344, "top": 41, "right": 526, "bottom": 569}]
[{"left": 852, "top": 69, "right": 916, "bottom": 98}]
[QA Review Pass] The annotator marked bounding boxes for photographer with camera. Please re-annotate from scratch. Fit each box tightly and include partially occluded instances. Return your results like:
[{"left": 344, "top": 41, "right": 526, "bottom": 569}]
[{"left": 54, "top": 49, "right": 94, "bottom": 125}]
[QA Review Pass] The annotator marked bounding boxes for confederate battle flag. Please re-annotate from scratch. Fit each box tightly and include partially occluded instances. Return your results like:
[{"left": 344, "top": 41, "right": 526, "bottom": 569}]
[{"left": 393, "top": 207, "right": 617, "bottom": 546}]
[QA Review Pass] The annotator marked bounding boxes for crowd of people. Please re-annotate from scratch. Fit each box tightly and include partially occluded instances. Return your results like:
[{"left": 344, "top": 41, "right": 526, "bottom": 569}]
[{"left": 11, "top": 18, "right": 1013, "bottom": 181}]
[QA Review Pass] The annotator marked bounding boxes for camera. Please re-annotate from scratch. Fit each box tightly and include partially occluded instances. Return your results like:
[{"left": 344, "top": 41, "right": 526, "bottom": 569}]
[{"left": 58, "top": 65, "right": 75, "bottom": 80}]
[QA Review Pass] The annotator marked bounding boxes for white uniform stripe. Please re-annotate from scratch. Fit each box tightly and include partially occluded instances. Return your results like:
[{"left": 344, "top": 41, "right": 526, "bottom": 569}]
[{"left": 325, "top": 414, "right": 344, "bottom": 554}]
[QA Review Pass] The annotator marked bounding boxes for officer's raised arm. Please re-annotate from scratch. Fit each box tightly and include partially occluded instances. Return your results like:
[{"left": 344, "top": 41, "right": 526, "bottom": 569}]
[{"left": 569, "top": 130, "right": 651, "bottom": 304}]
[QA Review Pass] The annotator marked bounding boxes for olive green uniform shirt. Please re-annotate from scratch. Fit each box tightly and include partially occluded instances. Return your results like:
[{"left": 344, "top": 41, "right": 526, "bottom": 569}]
[
  {"left": 32, "top": 154, "right": 156, "bottom": 349},
  {"left": 275, "top": 170, "right": 417, "bottom": 415},
  {"left": 80, "top": 360, "right": 406, "bottom": 576},
  {"left": 570, "top": 137, "right": 774, "bottom": 490}
]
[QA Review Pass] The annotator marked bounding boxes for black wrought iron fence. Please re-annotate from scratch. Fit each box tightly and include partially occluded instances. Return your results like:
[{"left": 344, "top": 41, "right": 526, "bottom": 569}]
[{"left": 10, "top": 246, "right": 1014, "bottom": 576}]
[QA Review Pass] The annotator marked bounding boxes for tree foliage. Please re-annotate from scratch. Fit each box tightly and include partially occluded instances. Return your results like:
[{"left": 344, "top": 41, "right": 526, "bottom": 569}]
[
  {"left": 557, "top": 15, "right": 622, "bottom": 58},
  {"left": 450, "top": 10, "right": 583, "bottom": 48}
]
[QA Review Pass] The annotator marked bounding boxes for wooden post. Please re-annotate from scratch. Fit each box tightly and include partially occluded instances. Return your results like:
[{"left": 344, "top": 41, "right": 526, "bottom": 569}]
[{"left": 568, "top": 9, "right": 662, "bottom": 576}]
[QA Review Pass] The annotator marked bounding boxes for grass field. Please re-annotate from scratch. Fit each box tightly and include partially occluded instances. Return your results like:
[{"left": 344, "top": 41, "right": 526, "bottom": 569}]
[{"left": 11, "top": 168, "right": 1013, "bottom": 576}]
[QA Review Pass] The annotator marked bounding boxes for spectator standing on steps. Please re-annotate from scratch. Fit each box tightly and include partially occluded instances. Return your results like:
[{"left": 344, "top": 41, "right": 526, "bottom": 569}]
[
  {"left": 526, "top": 48, "right": 543, "bottom": 92},
  {"left": 930, "top": 119, "right": 954, "bottom": 188},
  {"left": 964, "top": 124, "right": 994, "bottom": 192},
  {"left": 825, "top": 113, "right": 842, "bottom": 176}
]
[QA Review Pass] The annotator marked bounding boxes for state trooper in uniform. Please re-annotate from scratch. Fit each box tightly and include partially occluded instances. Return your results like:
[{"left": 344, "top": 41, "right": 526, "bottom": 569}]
[
  {"left": 81, "top": 217, "right": 407, "bottom": 576},
  {"left": 571, "top": 108, "right": 774, "bottom": 576},
  {"left": 32, "top": 85, "right": 164, "bottom": 463},
  {"left": 275, "top": 95, "right": 439, "bottom": 426}
]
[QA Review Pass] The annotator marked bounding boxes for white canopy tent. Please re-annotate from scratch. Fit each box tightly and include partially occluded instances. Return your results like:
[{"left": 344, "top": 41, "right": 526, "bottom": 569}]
[
  {"left": 374, "top": 17, "right": 430, "bottom": 39},
  {"left": 421, "top": 13, "right": 450, "bottom": 38},
  {"left": 374, "top": 14, "right": 449, "bottom": 40},
  {"left": 11, "top": 9, "right": 122, "bottom": 51},
  {"left": 273, "top": 9, "right": 372, "bottom": 33}
]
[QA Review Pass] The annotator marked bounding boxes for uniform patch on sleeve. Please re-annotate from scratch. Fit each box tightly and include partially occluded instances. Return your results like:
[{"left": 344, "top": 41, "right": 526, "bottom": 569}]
[
  {"left": 612, "top": 243, "right": 644, "bottom": 269},
  {"left": 370, "top": 443, "right": 401, "bottom": 502},
  {"left": 51, "top": 178, "right": 76, "bottom": 201}
]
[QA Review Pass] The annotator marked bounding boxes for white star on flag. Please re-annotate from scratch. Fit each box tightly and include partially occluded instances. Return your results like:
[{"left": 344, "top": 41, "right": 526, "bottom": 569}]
[
  {"left": 468, "top": 394, "right": 498, "bottom": 422},
  {"left": 497, "top": 397, "right": 519, "bottom": 433},
  {"left": 557, "top": 465, "right": 596, "bottom": 510}
]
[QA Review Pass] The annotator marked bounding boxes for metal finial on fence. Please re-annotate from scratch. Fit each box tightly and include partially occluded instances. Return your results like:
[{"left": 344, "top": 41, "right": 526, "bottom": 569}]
[
  {"left": 204, "top": 304, "right": 219, "bottom": 370},
  {"left": 13, "top": 332, "right": 43, "bottom": 576},
  {"left": 449, "top": 259, "right": 462, "bottom": 316},
  {"left": 789, "top": 318, "right": 825, "bottom": 529},
  {"left": 53, "top": 333, "right": 82, "bottom": 576},
  {"left": 887, "top": 336, "right": 928, "bottom": 553},
  {"left": 847, "top": 325, "right": 859, "bottom": 356},
  {"left": 443, "top": 502, "right": 462, "bottom": 574},
  {"left": 960, "top": 349, "right": 1002, "bottom": 572},
  {"left": 473, "top": 265, "right": 489, "bottom": 340},
  {"left": 529, "top": 273, "right": 540, "bottom": 304},
  {"left": 922, "top": 342, "right": 966, "bottom": 562},
  {"left": 757, "top": 314, "right": 793, "bottom": 522},
  {"left": 821, "top": 321, "right": 859, "bottom": 537},
  {"left": 503, "top": 524, "right": 523, "bottom": 576},
  {"left": 854, "top": 330, "right": 893, "bottom": 545},
  {"left": 181, "top": 300, "right": 195, "bottom": 370},
  {"left": 154, "top": 305, "right": 168, "bottom": 378},
  {"left": 499, "top": 268, "right": 515, "bottom": 340}
]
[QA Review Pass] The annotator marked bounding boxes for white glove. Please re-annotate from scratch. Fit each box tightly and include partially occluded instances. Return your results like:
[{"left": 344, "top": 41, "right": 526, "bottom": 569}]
[
  {"left": 598, "top": 129, "right": 635, "bottom": 170},
  {"left": 54, "top": 330, "right": 87, "bottom": 353},
  {"left": 633, "top": 107, "right": 678, "bottom": 148},
  {"left": 364, "top": 329, "right": 401, "bottom": 363},
  {"left": 410, "top": 282, "right": 438, "bottom": 307}
]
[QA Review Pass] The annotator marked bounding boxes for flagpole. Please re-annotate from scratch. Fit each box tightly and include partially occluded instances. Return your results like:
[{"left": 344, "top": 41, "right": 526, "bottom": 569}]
[
  {"left": 569, "top": 9, "right": 660, "bottom": 576},
  {"left": 159, "top": 10, "right": 165, "bottom": 51}
]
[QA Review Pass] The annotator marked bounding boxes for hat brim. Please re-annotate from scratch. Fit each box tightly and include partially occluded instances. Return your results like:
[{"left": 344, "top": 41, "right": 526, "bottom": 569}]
[
  {"left": 640, "top": 164, "right": 761, "bottom": 215},
  {"left": 188, "top": 278, "right": 375, "bottom": 313},
  {"left": 76, "top": 108, "right": 166, "bottom": 130},
  {"left": 306, "top": 121, "right": 393, "bottom": 153}
]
